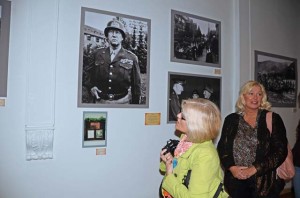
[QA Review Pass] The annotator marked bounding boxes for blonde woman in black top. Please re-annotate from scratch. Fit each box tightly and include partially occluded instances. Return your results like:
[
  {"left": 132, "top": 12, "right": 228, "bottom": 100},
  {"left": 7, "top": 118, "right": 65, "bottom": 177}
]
[{"left": 217, "top": 81, "right": 288, "bottom": 198}]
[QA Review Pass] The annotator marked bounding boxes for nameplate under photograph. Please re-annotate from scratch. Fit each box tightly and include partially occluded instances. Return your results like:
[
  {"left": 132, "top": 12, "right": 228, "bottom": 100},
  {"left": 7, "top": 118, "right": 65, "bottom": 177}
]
[
  {"left": 145, "top": 113, "right": 161, "bottom": 125},
  {"left": 96, "top": 148, "right": 106, "bottom": 155},
  {"left": 0, "top": 99, "right": 5, "bottom": 106}
]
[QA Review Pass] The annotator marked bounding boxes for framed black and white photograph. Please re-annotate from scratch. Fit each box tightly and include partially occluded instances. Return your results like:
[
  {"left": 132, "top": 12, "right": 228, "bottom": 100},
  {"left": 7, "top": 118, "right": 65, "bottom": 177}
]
[
  {"left": 255, "top": 50, "right": 297, "bottom": 107},
  {"left": 78, "top": 7, "right": 151, "bottom": 108},
  {"left": 0, "top": 0, "right": 11, "bottom": 98},
  {"left": 171, "top": 10, "right": 221, "bottom": 67},
  {"left": 167, "top": 72, "right": 221, "bottom": 123},
  {"left": 83, "top": 111, "right": 107, "bottom": 148}
]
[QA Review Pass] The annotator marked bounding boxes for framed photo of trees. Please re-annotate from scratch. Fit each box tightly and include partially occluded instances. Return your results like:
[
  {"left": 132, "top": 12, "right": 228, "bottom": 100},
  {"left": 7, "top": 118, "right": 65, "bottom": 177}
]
[
  {"left": 255, "top": 50, "right": 297, "bottom": 107},
  {"left": 171, "top": 10, "right": 221, "bottom": 67},
  {"left": 78, "top": 7, "right": 151, "bottom": 108}
]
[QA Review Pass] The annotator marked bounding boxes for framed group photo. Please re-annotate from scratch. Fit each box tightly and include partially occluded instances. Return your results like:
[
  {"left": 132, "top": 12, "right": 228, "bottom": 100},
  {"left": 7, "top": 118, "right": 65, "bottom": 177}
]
[
  {"left": 78, "top": 7, "right": 151, "bottom": 108},
  {"left": 171, "top": 10, "right": 221, "bottom": 68},
  {"left": 167, "top": 72, "right": 221, "bottom": 123},
  {"left": 83, "top": 111, "right": 107, "bottom": 148},
  {"left": 0, "top": 0, "right": 11, "bottom": 98},
  {"left": 255, "top": 50, "right": 297, "bottom": 107}
]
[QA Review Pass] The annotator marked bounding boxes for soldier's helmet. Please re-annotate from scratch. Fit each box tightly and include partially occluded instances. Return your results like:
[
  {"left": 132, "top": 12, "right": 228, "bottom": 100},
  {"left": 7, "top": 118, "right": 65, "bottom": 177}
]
[{"left": 104, "top": 19, "right": 126, "bottom": 39}]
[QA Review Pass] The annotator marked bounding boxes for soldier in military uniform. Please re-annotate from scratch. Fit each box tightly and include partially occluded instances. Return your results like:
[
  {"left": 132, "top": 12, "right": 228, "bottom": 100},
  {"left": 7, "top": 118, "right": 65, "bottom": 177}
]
[
  {"left": 169, "top": 79, "right": 185, "bottom": 121},
  {"left": 202, "top": 84, "right": 219, "bottom": 108},
  {"left": 202, "top": 84, "right": 214, "bottom": 100},
  {"left": 89, "top": 19, "right": 142, "bottom": 104}
]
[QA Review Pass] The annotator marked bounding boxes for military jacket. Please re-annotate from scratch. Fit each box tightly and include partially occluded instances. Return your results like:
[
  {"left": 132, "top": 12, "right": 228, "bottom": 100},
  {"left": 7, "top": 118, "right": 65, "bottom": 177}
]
[
  {"left": 169, "top": 91, "right": 181, "bottom": 121},
  {"left": 90, "top": 47, "right": 141, "bottom": 104}
]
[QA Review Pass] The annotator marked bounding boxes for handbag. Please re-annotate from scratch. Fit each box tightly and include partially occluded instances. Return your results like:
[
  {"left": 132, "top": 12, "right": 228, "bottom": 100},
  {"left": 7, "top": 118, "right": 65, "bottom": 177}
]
[
  {"left": 159, "top": 170, "right": 191, "bottom": 198},
  {"left": 160, "top": 170, "right": 223, "bottom": 198},
  {"left": 182, "top": 170, "right": 223, "bottom": 198},
  {"left": 266, "top": 112, "right": 295, "bottom": 181}
]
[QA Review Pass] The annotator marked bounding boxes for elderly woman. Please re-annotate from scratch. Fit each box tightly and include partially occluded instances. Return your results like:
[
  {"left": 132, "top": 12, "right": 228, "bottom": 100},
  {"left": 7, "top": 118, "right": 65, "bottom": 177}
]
[
  {"left": 160, "top": 98, "right": 228, "bottom": 198},
  {"left": 217, "top": 80, "right": 288, "bottom": 198}
]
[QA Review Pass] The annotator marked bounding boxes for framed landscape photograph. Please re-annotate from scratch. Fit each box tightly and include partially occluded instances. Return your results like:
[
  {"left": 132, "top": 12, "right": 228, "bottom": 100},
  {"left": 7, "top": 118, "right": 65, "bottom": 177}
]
[
  {"left": 0, "top": 0, "right": 11, "bottom": 98},
  {"left": 83, "top": 111, "right": 107, "bottom": 148},
  {"left": 171, "top": 10, "right": 221, "bottom": 67},
  {"left": 167, "top": 72, "right": 221, "bottom": 123},
  {"left": 78, "top": 7, "right": 151, "bottom": 108},
  {"left": 255, "top": 50, "right": 297, "bottom": 107}
]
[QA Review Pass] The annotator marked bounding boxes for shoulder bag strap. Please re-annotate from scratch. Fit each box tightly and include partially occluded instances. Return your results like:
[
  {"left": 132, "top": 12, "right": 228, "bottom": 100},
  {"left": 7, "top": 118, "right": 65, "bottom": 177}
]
[{"left": 182, "top": 144, "right": 200, "bottom": 188}]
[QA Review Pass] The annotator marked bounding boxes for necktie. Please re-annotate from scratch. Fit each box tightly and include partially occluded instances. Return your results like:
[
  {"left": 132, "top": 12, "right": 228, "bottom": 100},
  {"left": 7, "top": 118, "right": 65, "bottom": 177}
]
[{"left": 111, "top": 50, "right": 115, "bottom": 61}]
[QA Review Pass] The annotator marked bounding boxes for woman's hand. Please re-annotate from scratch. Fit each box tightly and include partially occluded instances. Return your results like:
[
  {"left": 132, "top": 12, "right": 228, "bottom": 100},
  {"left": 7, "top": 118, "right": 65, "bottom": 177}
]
[
  {"left": 229, "top": 166, "right": 249, "bottom": 180},
  {"left": 160, "top": 149, "right": 174, "bottom": 175},
  {"left": 240, "top": 166, "right": 257, "bottom": 179}
]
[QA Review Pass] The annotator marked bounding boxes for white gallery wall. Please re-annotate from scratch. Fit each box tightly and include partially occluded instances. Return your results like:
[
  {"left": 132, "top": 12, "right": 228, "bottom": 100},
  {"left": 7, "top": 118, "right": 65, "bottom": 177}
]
[
  {"left": 240, "top": 0, "right": 300, "bottom": 147},
  {"left": 0, "top": 0, "right": 298, "bottom": 198},
  {"left": 249, "top": 0, "right": 300, "bottom": 146}
]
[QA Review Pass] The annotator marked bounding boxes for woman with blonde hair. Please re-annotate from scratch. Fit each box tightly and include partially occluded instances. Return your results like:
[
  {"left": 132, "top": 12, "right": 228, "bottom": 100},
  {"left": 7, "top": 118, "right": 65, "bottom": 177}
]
[
  {"left": 217, "top": 80, "right": 288, "bottom": 197},
  {"left": 160, "top": 98, "right": 228, "bottom": 198}
]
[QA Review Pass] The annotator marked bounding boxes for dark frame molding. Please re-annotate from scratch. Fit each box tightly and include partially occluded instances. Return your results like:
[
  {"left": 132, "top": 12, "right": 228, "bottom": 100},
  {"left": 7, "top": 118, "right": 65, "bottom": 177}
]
[
  {"left": 171, "top": 9, "right": 221, "bottom": 68},
  {"left": 255, "top": 50, "right": 297, "bottom": 107},
  {"left": 0, "top": 0, "right": 11, "bottom": 97}
]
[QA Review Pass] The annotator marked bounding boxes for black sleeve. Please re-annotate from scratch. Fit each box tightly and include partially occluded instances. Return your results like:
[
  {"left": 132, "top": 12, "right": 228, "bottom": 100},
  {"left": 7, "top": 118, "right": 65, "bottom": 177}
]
[{"left": 217, "top": 114, "right": 238, "bottom": 170}]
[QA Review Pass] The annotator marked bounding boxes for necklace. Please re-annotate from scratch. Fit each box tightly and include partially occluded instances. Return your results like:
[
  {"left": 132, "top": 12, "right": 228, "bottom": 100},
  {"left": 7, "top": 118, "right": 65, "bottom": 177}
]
[{"left": 243, "top": 113, "right": 257, "bottom": 128}]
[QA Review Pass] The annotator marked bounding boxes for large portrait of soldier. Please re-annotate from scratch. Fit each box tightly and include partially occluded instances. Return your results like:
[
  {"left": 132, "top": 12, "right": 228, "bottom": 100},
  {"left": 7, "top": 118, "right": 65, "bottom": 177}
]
[
  {"left": 255, "top": 50, "right": 297, "bottom": 107},
  {"left": 0, "top": 0, "right": 11, "bottom": 98},
  {"left": 171, "top": 10, "right": 221, "bottom": 68},
  {"left": 167, "top": 72, "right": 221, "bottom": 123},
  {"left": 78, "top": 7, "right": 151, "bottom": 108}
]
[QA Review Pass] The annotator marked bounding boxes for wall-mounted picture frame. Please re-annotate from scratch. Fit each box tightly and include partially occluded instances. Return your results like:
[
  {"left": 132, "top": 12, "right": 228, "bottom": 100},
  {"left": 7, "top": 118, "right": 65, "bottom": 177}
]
[
  {"left": 0, "top": 0, "right": 11, "bottom": 98},
  {"left": 167, "top": 72, "right": 221, "bottom": 123},
  {"left": 255, "top": 50, "right": 297, "bottom": 107},
  {"left": 83, "top": 111, "right": 107, "bottom": 148},
  {"left": 171, "top": 10, "right": 221, "bottom": 68},
  {"left": 78, "top": 7, "right": 151, "bottom": 108}
]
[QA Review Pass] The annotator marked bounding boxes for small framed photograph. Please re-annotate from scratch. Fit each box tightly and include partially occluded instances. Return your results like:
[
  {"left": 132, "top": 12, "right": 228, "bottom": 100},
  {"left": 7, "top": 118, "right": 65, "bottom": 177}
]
[
  {"left": 255, "top": 50, "right": 297, "bottom": 107},
  {"left": 83, "top": 111, "right": 107, "bottom": 147},
  {"left": 171, "top": 10, "right": 221, "bottom": 67},
  {"left": 167, "top": 72, "right": 221, "bottom": 123},
  {"left": 78, "top": 7, "right": 151, "bottom": 108},
  {"left": 0, "top": 0, "right": 11, "bottom": 97}
]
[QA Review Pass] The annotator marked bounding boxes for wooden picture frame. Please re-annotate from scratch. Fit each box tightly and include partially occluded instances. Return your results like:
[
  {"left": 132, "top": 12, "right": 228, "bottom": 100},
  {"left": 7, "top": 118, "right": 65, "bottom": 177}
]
[
  {"left": 171, "top": 10, "right": 221, "bottom": 68},
  {"left": 255, "top": 50, "right": 297, "bottom": 107},
  {"left": 78, "top": 7, "right": 151, "bottom": 108},
  {"left": 167, "top": 72, "right": 221, "bottom": 123}
]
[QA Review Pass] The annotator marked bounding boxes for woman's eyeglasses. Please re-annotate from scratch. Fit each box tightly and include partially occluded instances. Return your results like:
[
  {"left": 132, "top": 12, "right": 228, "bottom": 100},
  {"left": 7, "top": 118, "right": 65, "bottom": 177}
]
[{"left": 179, "top": 112, "right": 186, "bottom": 120}]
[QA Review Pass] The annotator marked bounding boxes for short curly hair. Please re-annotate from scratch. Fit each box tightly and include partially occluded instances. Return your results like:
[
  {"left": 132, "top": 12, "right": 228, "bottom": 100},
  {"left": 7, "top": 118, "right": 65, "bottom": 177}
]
[{"left": 235, "top": 80, "right": 271, "bottom": 112}]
